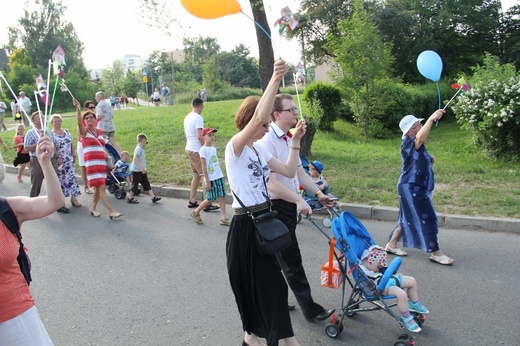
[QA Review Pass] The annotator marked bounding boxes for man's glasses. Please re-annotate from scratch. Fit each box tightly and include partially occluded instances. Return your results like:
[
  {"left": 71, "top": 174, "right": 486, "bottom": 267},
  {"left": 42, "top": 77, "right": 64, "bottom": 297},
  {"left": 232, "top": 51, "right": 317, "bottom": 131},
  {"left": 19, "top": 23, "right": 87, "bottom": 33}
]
[{"left": 278, "top": 107, "right": 299, "bottom": 114}]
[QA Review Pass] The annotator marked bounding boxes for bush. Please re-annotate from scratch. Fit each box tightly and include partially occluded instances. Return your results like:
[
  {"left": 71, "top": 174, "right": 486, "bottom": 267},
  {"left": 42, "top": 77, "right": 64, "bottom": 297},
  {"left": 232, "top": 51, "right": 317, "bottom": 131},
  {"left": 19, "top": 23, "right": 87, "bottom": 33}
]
[{"left": 304, "top": 82, "right": 342, "bottom": 131}]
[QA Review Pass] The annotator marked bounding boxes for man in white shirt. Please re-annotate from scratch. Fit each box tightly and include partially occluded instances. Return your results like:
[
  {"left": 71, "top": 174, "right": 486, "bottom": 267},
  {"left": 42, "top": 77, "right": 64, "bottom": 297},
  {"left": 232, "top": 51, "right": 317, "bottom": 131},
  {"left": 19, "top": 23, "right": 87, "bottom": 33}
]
[
  {"left": 258, "top": 93, "right": 334, "bottom": 322},
  {"left": 183, "top": 98, "right": 218, "bottom": 211},
  {"left": 17, "top": 92, "right": 32, "bottom": 126}
]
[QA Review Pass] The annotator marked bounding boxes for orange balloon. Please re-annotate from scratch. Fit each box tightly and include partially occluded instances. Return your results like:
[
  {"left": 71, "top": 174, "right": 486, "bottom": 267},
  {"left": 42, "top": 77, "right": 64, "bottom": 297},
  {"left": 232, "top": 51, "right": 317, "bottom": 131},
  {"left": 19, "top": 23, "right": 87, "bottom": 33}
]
[{"left": 180, "top": 0, "right": 242, "bottom": 19}]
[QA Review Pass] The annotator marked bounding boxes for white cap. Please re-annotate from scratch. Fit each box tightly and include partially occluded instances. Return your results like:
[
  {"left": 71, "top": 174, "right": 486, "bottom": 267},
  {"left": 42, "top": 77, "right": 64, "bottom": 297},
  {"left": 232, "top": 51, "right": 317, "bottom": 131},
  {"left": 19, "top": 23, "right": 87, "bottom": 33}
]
[{"left": 399, "top": 115, "right": 424, "bottom": 139}]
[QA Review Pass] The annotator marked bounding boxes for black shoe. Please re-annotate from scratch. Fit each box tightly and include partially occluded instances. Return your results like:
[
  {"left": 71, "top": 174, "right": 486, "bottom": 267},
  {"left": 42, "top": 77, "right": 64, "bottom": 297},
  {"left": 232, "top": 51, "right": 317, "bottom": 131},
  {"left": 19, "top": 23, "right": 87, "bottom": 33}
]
[
  {"left": 203, "top": 204, "right": 220, "bottom": 212},
  {"left": 57, "top": 207, "right": 70, "bottom": 213},
  {"left": 288, "top": 304, "right": 296, "bottom": 311},
  {"left": 188, "top": 201, "right": 199, "bottom": 208},
  {"left": 306, "top": 309, "right": 335, "bottom": 322}
]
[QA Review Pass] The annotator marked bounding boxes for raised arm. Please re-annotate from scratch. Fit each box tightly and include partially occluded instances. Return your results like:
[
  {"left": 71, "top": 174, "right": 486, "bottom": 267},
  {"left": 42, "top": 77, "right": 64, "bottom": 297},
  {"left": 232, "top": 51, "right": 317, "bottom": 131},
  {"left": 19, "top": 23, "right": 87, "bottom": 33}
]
[
  {"left": 232, "top": 60, "right": 287, "bottom": 155},
  {"left": 415, "top": 109, "right": 444, "bottom": 150},
  {"left": 73, "top": 99, "right": 86, "bottom": 137},
  {"left": 9, "top": 136, "right": 65, "bottom": 224}
]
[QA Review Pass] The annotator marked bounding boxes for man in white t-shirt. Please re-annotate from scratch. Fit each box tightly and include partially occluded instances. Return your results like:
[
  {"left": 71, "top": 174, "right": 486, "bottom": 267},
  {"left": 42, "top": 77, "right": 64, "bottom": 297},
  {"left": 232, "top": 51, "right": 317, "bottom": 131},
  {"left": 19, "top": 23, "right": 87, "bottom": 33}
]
[{"left": 183, "top": 97, "right": 218, "bottom": 211}]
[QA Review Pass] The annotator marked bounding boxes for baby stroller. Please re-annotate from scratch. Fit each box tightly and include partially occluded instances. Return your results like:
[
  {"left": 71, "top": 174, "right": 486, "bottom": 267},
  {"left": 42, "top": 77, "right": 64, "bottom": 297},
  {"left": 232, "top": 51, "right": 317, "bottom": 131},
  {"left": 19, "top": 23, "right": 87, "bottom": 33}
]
[
  {"left": 297, "top": 154, "right": 341, "bottom": 227},
  {"left": 310, "top": 211, "right": 425, "bottom": 345},
  {"left": 105, "top": 143, "right": 128, "bottom": 200}
]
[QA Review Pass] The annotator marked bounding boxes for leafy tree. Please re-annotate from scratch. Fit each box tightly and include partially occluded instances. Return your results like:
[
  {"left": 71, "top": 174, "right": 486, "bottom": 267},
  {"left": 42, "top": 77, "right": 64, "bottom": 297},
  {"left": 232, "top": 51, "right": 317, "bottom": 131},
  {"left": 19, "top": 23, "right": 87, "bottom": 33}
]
[
  {"left": 213, "top": 45, "right": 260, "bottom": 88},
  {"left": 202, "top": 55, "right": 226, "bottom": 93},
  {"left": 500, "top": 5, "right": 520, "bottom": 70},
  {"left": 183, "top": 36, "right": 221, "bottom": 65},
  {"left": 326, "top": 0, "right": 395, "bottom": 142},
  {"left": 123, "top": 70, "right": 144, "bottom": 100},
  {"left": 100, "top": 60, "right": 126, "bottom": 96},
  {"left": 7, "top": 0, "right": 86, "bottom": 75}
]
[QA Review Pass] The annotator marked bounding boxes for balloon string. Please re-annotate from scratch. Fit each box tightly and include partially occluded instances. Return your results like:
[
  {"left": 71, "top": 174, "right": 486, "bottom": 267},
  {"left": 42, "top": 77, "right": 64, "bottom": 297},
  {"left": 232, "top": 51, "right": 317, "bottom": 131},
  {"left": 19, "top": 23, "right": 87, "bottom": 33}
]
[
  {"left": 240, "top": 11, "right": 281, "bottom": 58},
  {"left": 435, "top": 82, "right": 441, "bottom": 126}
]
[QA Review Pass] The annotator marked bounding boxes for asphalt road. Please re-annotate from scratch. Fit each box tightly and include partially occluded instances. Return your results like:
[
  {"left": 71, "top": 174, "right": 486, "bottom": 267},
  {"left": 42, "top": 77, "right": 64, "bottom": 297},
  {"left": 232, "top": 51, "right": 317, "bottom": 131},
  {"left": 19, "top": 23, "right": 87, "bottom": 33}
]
[{"left": 1, "top": 172, "right": 519, "bottom": 346}]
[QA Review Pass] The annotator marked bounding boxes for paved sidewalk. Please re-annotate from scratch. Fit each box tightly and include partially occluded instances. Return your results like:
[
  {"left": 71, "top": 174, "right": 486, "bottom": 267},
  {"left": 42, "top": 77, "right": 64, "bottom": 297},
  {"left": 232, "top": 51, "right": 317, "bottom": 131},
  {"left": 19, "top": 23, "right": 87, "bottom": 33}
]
[{"left": 6, "top": 166, "right": 519, "bottom": 234}]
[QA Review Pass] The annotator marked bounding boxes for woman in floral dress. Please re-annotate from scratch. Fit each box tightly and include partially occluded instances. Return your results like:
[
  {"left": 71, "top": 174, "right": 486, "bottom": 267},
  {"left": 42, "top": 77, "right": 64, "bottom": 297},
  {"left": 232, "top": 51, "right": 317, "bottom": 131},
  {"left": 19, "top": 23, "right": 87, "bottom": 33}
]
[{"left": 50, "top": 114, "right": 81, "bottom": 212}]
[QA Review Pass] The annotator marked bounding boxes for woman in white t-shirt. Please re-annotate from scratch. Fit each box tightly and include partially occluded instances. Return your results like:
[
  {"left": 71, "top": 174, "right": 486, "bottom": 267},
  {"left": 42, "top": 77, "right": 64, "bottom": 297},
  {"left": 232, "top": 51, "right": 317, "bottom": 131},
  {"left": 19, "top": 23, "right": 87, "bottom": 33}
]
[{"left": 224, "top": 59, "right": 306, "bottom": 346}]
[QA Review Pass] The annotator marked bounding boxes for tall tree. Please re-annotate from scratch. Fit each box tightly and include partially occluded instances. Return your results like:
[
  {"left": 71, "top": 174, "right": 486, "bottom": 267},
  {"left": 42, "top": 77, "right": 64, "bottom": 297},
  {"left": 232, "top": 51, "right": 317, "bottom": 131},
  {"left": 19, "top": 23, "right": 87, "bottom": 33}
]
[
  {"left": 100, "top": 60, "right": 126, "bottom": 96},
  {"left": 500, "top": 5, "right": 520, "bottom": 70},
  {"left": 249, "top": 0, "right": 275, "bottom": 91},
  {"left": 7, "top": 0, "right": 86, "bottom": 74},
  {"left": 327, "top": 0, "right": 395, "bottom": 142},
  {"left": 183, "top": 36, "right": 221, "bottom": 65}
]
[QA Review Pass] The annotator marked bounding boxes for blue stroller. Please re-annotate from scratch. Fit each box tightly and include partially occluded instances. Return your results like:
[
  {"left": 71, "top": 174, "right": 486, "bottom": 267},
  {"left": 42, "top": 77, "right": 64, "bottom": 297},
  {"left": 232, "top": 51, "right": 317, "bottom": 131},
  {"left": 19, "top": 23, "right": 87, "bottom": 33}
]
[
  {"left": 105, "top": 143, "right": 128, "bottom": 200},
  {"left": 309, "top": 211, "right": 426, "bottom": 345}
]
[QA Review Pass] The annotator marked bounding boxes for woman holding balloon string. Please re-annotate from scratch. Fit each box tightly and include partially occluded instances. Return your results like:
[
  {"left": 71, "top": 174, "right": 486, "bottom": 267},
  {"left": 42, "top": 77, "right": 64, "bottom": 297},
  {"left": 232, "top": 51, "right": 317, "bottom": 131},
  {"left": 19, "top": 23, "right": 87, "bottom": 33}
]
[{"left": 385, "top": 110, "right": 454, "bottom": 265}]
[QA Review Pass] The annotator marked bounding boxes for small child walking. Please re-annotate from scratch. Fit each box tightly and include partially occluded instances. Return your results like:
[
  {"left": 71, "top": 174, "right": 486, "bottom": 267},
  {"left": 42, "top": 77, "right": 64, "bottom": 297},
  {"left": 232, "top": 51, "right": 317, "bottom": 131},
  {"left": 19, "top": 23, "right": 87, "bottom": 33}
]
[
  {"left": 359, "top": 245, "right": 429, "bottom": 333},
  {"left": 112, "top": 150, "right": 132, "bottom": 187},
  {"left": 190, "top": 128, "right": 229, "bottom": 226},
  {"left": 126, "top": 133, "right": 161, "bottom": 204}
]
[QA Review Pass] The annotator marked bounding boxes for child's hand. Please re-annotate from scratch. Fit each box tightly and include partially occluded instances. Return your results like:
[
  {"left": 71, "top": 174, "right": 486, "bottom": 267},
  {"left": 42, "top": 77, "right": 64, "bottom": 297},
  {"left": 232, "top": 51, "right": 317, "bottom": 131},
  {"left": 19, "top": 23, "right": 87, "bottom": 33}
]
[{"left": 205, "top": 181, "right": 212, "bottom": 190}]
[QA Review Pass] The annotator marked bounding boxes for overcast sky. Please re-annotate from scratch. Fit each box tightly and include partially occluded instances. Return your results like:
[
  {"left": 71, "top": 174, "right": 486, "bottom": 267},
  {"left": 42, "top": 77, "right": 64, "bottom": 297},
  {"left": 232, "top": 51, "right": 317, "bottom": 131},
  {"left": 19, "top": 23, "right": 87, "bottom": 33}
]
[{"left": 0, "top": 0, "right": 517, "bottom": 70}]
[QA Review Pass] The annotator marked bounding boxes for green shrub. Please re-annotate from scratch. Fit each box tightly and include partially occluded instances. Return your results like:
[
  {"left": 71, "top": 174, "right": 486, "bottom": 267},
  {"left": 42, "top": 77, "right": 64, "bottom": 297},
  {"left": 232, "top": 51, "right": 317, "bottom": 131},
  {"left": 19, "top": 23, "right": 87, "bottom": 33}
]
[{"left": 304, "top": 82, "right": 342, "bottom": 131}]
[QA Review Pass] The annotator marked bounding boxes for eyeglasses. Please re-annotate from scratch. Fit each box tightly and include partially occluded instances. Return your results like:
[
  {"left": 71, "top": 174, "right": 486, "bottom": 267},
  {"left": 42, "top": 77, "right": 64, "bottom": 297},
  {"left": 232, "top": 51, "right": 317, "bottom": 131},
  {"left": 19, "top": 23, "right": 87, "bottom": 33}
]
[
  {"left": 278, "top": 107, "right": 299, "bottom": 114},
  {"left": 88, "top": 105, "right": 95, "bottom": 109}
]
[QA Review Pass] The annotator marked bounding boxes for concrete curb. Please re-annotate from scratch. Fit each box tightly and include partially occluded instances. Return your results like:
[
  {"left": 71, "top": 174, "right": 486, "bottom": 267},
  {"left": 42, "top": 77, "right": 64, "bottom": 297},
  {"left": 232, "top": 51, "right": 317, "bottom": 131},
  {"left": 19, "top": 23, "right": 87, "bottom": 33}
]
[{"left": 6, "top": 166, "right": 520, "bottom": 234}]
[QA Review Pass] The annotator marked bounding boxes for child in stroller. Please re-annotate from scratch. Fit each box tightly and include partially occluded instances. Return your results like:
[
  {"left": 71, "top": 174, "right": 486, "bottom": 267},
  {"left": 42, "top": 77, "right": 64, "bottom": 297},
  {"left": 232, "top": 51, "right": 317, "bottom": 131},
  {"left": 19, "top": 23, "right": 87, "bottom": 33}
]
[
  {"left": 320, "top": 211, "right": 429, "bottom": 344},
  {"left": 105, "top": 144, "right": 137, "bottom": 199},
  {"left": 298, "top": 156, "right": 341, "bottom": 227},
  {"left": 112, "top": 150, "right": 132, "bottom": 187}
]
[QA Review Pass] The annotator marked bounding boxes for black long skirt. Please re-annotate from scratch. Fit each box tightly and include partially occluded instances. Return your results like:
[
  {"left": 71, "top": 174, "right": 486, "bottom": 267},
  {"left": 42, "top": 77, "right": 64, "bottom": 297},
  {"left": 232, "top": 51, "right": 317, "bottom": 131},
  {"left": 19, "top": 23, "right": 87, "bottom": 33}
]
[{"left": 226, "top": 211, "right": 294, "bottom": 346}]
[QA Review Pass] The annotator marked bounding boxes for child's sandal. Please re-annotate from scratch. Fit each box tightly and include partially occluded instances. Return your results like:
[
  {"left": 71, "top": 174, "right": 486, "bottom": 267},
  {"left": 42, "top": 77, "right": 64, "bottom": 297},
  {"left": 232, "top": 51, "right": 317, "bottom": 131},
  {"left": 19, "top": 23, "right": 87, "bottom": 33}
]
[{"left": 127, "top": 198, "right": 139, "bottom": 204}]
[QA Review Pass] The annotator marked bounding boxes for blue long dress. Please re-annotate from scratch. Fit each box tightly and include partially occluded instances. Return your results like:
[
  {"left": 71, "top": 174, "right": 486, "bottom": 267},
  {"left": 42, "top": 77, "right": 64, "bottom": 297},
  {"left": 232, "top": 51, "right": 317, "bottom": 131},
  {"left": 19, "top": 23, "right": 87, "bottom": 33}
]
[{"left": 390, "top": 136, "right": 440, "bottom": 253}]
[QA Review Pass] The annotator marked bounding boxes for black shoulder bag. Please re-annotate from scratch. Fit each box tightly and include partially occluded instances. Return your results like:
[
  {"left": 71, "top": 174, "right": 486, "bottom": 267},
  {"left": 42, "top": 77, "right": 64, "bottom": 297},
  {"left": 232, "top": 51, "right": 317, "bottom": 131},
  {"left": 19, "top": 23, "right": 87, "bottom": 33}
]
[
  {"left": 0, "top": 196, "right": 32, "bottom": 285},
  {"left": 232, "top": 149, "right": 291, "bottom": 256}
]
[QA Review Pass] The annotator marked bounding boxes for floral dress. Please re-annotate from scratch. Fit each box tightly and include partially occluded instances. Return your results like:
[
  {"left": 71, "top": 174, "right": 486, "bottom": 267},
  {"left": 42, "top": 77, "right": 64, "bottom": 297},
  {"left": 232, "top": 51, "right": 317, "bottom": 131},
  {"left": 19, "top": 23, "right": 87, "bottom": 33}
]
[{"left": 53, "top": 129, "right": 81, "bottom": 198}]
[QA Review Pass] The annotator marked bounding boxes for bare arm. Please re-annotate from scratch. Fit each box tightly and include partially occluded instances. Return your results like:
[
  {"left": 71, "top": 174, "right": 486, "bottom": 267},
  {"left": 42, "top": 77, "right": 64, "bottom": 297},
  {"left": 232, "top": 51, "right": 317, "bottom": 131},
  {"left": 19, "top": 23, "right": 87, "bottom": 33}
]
[
  {"left": 201, "top": 157, "right": 211, "bottom": 190},
  {"left": 232, "top": 60, "right": 287, "bottom": 156},
  {"left": 267, "top": 172, "right": 312, "bottom": 215},
  {"left": 415, "top": 109, "right": 444, "bottom": 150},
  {"left": 9, "top": 136, "right": 65, "bottom": 224},
  {"left": 73, "top": 99, "right": 86, "bottom": 137},
  {"left": 196, "top": 128, "right": 204, "bottom": 147}
]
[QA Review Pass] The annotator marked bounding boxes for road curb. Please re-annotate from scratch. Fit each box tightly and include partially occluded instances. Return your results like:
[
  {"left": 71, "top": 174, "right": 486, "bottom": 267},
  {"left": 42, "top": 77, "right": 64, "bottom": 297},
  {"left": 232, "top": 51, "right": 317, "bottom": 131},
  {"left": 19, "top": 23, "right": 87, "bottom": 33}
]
[{"left": 6, "top": 166, "right": 519, "bottom": 233}]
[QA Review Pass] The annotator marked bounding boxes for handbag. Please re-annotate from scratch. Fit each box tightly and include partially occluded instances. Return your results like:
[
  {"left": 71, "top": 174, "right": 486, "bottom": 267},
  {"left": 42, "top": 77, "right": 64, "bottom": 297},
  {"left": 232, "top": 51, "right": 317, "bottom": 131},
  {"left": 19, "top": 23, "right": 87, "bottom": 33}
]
[{"left": 231, "top": 148, "right": 291, "bottom": 256}]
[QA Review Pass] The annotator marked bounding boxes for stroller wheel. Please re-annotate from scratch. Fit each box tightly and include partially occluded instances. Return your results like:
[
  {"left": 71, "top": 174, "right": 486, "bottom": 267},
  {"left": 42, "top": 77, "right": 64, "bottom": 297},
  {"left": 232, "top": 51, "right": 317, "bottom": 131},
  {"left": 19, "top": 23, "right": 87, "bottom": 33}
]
[
  {"left": 108, "top": 184, "right": 117, "bottom": 194},
  {"left": 325, "top": 323, "right": 341, "bottom": 338},
  {"left": 322, "top": 217, "right": 332, "bottom": 228},
  {"left": 114, "top": 189, "right": 124, "bottom": 199},
  {"left": 412, "top": 313, "right": 425, "bottom": 327}
]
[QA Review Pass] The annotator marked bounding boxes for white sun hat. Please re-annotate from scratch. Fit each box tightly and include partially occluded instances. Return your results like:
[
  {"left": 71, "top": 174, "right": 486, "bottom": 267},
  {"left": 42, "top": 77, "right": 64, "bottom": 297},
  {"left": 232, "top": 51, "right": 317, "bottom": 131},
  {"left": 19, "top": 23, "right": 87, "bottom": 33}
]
[{"left": 399, "top": 115, "right": 424, "bottom": 139}]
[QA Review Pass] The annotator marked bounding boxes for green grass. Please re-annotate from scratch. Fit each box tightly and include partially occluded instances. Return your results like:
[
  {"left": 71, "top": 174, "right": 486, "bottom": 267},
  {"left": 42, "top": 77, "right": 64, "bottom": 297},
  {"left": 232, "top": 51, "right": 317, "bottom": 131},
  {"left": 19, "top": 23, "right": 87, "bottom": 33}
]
[{"left": 2, "top": 100, "right": 519, "bottom": 218}]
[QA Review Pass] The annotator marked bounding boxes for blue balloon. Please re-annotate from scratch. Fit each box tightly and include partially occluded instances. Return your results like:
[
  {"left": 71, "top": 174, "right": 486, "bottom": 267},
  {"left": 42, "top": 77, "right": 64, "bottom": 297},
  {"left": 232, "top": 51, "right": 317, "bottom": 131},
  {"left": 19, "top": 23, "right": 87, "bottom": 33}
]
[{"left": 417, "top": 50, "right": 443, "bottom": 82}]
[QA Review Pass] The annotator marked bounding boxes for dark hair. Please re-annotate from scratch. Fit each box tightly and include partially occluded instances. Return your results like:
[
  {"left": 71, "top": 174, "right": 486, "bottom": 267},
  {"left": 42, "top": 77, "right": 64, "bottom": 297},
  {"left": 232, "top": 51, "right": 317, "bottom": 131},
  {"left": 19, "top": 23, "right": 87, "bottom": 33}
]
[
  {"left": 235, "top": 96, "right": 260, "bottom": 131},
  {"left": 137, "top": 133, "right": 148, "bottom": 142},
  {"left": 191, "top": 97, "right": 203, "bottom": 108},
  {"left": 83, "top": 100, "right": 95, "bottom": 109},
  {"left": 83, "top": 110, "right": 95, "bottom": 119}
]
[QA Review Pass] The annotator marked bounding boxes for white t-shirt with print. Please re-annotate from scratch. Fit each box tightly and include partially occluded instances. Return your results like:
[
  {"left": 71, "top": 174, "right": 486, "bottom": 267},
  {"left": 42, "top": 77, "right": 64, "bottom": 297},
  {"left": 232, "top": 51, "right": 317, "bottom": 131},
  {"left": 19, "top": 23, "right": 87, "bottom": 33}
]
[
  {"left": 225, "top": 138, "right": 273, "bottom": 209},
  {"left": 199, "top": 145, "right": 223, "bottom": 181},
  {"left": 184, "top": 112, "right": 203, "bottom": 152}
]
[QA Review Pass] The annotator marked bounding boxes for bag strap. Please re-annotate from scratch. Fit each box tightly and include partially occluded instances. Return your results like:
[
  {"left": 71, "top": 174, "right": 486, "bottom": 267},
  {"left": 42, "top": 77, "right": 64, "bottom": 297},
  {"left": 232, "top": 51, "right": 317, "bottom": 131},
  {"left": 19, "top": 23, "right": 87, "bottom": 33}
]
[
  {"left": 88, "top": 129, "right": 110, "bottom": 157},
  {"left": 326, "top": 238, "right": 336, "bottom": 286},
  {"left": 0, "top": 196, "right": 20, "bottom": 237}
]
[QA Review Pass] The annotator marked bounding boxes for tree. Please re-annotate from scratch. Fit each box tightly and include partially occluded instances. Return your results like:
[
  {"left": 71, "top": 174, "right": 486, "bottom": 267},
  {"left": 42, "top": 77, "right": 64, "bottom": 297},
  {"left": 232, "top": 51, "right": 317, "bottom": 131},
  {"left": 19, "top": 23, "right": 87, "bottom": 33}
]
[
  {"left": 7, "top": 0, "right": 86, "bottom": 74},
  {"left": 249, "top": 0, "right": 275, "bottom": 91},
  {"left": 183, "top": 36, "right": 221, "bottom": 65},
  {"left": 123, "top": 70, "right": 144, "bottom": 100},
  {"left": 100, "top": 61, "right": 126, "bottom": 96},
  {"left": 327, "top": 0, "right": 395, "bottom": 142},
  {"left": 500, "top": 5, "right": 520, "bottom": 70},
  {"left": 213, "top": 45, "right": 260, "bottom": 88}
]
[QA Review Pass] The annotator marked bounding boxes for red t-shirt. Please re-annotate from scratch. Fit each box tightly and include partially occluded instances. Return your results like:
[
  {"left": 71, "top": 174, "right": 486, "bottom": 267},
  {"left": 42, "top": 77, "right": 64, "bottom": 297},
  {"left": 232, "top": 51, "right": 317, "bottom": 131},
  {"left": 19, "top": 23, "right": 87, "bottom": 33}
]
[{"left": 0, "top": 219, "right": 34, "bottom": 322}]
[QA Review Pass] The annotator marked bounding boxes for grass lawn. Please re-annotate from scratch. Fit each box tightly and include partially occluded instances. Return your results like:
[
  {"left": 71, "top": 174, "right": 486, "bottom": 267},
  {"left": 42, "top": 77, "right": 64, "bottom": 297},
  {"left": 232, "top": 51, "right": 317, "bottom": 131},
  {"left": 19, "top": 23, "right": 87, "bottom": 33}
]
[{"left": 2, "top": 99, "right": 519, "bottom": 219}]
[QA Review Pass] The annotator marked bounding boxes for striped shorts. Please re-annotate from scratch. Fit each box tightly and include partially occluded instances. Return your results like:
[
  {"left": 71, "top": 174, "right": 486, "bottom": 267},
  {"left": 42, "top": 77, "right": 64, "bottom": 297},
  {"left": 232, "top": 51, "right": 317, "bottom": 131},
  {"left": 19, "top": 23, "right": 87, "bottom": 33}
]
[{"left": 205, "top": 177, "right": 227, "bottom": 201}]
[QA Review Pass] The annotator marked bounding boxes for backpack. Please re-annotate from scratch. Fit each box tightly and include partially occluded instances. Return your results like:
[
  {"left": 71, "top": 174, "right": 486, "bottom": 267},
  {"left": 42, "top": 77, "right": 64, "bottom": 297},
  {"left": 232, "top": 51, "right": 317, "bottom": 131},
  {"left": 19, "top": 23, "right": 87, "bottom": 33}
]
[{"left": 0, "top": 196, "right": 32, "bottom": 285}]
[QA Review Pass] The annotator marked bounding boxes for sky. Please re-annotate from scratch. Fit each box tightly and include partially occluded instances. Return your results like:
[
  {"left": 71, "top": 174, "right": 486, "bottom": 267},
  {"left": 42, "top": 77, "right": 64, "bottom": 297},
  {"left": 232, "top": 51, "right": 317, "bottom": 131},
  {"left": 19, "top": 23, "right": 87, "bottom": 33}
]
[{"left": 0, "top": 0, "right": 518, "bottom": 70}]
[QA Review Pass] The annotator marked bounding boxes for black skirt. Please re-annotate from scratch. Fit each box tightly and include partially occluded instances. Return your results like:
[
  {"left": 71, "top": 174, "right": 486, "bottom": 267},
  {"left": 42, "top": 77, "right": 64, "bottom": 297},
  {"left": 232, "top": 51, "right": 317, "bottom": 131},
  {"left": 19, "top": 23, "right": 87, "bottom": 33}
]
[
  {"left": 13, "top": 152, "right": 30, "bottom": 167},
  {"left": 226, "top": 209, "right": 294, "bottom": 345}
]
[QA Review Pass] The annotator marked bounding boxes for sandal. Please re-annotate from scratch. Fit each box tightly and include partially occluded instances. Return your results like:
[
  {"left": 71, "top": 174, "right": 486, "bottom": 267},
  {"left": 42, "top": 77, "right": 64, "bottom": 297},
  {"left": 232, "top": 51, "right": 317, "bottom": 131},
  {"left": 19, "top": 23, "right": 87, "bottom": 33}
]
[
  {"left": 220, "top": 219, "right": 231, "bottom": 226},
  {"left": 71, "top": 199, "right": 82, "bottom": 207},
  {"left": 188, "top": 201, "right": 199, "bottom": 208},
  {"left": 84, "top": 187, "right": 93, "bottom": 194},
  {"left": 190, "top": 211, "right": 203, "bottom": 224},
  {"left": 401, "top": 315, "right": 421, "bottom": 333},
  {"left": 152, "top": 196, "right": 162, "bottom": 203},
  {"left": 385, "top": 244, "right": 408, "bottom": 256},
  {"left": 17, "top": 177, "right": 23, "bottom": 183},
  {"left": 429, "top": 254, "right": 454, "bottom": 265},
  {"left": 203, "top": 204, "right": 220, "bottom": 212},
  {"left": 127, "top": 198, "right": 139, "bottom": 204}
]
